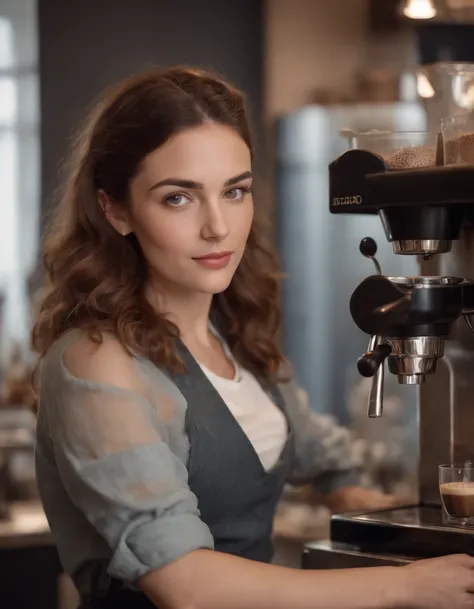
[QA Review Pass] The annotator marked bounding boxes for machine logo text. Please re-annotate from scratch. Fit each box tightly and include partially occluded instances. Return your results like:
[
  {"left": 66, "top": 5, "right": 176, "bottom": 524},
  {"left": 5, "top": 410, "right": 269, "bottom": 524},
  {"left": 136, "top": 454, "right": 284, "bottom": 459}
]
[{"left": 332, "top": 195, "right": 362, "bottom": 206}]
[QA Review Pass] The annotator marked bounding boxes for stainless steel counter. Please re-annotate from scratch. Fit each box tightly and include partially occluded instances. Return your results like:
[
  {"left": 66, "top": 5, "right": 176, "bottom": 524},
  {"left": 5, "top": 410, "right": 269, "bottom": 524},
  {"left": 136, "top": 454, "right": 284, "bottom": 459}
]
[{"left": 303, "top": 539, "right": 412, "bottom": 569}]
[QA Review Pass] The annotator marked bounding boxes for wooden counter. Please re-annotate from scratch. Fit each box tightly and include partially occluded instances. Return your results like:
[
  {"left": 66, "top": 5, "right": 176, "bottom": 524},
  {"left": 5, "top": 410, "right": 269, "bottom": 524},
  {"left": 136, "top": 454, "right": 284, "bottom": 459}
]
[{"left": 0, "top": 500, "right": 52, "bottom": 549}]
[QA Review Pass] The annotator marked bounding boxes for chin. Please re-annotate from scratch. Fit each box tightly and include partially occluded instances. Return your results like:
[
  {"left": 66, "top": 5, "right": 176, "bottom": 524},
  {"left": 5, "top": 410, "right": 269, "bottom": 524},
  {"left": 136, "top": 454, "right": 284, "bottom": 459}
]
[{"left": 193, "top": 274, "right": 234, "bottom": 295}]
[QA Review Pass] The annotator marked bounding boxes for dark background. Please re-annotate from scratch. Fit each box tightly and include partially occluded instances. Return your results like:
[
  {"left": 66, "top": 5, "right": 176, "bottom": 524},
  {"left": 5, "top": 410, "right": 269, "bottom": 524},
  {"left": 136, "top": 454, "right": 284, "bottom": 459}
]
[
  {"left": 415, "top": 23, "right": 474, "bottom": 63},
  {"left": 368, "top": 0, "right": 474, "bottom": 63},
  {"left": 38, "top": 0, "right": 265, "bottom": 219}
]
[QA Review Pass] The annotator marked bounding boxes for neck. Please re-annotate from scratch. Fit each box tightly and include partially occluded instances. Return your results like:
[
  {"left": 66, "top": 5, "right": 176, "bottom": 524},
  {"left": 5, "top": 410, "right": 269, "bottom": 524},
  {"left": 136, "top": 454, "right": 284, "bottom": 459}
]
[{"left": 145, "top": 279, "right": 214, "bottom": 345}]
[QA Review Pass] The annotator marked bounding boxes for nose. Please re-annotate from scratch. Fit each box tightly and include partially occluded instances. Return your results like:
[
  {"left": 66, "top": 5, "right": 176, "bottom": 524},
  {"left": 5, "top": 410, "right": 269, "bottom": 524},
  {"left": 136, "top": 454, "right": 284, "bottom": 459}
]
[{"left": 200, "top": 199, "right": 230, "bottom": 241}]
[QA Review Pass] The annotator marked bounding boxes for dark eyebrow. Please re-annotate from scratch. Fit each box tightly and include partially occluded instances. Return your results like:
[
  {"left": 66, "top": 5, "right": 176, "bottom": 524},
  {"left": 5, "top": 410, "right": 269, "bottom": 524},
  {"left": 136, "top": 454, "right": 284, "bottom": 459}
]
[
  {"left": 224, "top": 171, "right": 253, "bottom": 187},
  {"left": 148, "top": 171, "right": 253, "bottom": 192}
]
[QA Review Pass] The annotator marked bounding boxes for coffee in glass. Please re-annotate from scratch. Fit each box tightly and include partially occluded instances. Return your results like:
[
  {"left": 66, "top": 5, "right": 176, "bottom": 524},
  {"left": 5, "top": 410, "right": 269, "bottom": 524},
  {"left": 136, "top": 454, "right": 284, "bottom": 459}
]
[{"left": 439, "top": 464, "right": 474, "bottom": 526}]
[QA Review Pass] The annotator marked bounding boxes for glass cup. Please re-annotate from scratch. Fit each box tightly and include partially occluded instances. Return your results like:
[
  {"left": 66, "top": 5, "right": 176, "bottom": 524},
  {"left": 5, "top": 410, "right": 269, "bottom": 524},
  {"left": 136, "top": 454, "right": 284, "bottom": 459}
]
[
  {"left": 350, "top": 131, "right": 438, "bottom": 170},
  {"left": 441, "top": 113, "right": 474, "bottom": 165},
  {"left": 439, "top": 463, "right": 474, "bottom": 526}
]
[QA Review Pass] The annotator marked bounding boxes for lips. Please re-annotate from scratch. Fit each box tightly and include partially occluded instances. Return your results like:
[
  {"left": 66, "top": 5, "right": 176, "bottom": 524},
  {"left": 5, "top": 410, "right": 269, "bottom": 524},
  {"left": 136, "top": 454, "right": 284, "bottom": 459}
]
[
  {"left": 193, "top": 251, "right": 233, "bottom": 261},
  {"left": 192, "top": 251, "right": 233, "bottom": 270}
]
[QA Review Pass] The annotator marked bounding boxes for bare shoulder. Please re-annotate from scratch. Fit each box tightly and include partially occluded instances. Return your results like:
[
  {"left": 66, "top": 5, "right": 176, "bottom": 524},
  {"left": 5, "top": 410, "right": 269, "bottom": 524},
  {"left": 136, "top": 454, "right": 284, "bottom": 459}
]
[{"left": 61, "top": 332, "right": 143, "bottom": 393}]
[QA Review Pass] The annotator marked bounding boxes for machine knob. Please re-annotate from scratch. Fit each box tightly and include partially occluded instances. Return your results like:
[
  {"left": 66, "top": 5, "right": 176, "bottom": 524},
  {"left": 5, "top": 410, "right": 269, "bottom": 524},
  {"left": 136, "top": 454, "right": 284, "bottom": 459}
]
[
  {"left": 359, "top": 237, "right": 378, "bottom": 258},
  {"left": 357, "top": 344, "right": 392, "bottom": 377},
  {"left": 359, "top": 237, "right": 382, "bottom": 275}
]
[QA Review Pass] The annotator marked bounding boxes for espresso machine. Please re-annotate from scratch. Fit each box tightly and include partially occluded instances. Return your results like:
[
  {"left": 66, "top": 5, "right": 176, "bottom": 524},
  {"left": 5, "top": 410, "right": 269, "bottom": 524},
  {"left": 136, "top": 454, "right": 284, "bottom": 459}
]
[{"left": 303, "top": 64, "right": 474, "bottom": 569}]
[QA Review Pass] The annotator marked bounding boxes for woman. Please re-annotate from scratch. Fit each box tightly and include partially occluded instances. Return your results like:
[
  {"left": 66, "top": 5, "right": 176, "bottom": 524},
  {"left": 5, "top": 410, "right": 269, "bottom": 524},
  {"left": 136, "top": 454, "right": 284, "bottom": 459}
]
[{"left": 33, "top": 67, "right": 474, "bottom": 609}]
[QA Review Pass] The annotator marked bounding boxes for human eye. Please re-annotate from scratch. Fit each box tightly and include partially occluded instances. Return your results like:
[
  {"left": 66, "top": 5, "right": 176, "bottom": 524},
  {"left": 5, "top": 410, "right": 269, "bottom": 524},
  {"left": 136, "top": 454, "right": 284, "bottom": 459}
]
[
  {"left": 162, "top": 192, "right": 192, "bottom": 208},
  {"left": 224, "top": 185, "right": 252, "bottom": 202}
]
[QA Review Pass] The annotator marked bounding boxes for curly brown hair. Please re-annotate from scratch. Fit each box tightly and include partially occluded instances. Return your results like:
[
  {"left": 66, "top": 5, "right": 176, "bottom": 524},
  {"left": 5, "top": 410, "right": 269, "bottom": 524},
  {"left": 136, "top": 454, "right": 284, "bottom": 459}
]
[{"left": 32, "top": 66, "right": 285, "bottom": 379}]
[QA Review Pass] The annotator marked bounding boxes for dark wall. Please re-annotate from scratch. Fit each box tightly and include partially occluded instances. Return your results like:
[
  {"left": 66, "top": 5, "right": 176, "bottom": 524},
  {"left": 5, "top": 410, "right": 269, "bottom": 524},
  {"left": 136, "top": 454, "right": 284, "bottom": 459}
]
[
  {"left": 38, "top": 0, "right": 265, "bottom": 217},
  {"left": 368, "top": 0, "right": 404, "bottom": 32},
  {"left": 415, "top": 23, "right": 474, "bottom": 64}
]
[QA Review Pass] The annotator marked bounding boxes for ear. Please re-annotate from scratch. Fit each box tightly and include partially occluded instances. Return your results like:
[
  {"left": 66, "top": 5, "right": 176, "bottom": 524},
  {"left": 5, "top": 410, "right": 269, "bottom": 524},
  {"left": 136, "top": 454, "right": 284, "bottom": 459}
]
[{"left": 97, "top": 190, "right": 132, "bottom": 236}]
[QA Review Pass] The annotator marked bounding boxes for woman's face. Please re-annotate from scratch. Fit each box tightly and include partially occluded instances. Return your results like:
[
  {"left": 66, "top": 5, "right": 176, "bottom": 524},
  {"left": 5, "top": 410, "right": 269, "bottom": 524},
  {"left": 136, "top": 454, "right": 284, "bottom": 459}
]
[{"left": 124, "top": 123, "right": 254, "bottom": 296}]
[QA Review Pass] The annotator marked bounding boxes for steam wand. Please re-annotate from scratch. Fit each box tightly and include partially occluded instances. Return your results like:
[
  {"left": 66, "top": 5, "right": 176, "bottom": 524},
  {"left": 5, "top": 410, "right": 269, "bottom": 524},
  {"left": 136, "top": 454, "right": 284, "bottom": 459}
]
[
  {"left": 364, "top": 336, "right": 389, "bottom": 418},
  {"left": 357, "top": 238, "right": 392, "bottom": 418}
]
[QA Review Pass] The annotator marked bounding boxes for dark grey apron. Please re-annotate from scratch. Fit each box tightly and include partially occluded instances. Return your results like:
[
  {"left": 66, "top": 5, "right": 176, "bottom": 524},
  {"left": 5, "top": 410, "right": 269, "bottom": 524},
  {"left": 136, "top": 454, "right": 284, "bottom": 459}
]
[{"left": 79, "top": 340, "right": 294, "bottom": 608}]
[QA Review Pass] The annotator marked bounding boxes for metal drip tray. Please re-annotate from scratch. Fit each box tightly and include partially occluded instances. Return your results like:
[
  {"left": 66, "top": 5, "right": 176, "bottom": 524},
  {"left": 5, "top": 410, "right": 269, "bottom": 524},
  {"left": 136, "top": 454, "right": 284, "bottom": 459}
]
[{"left": 330, "top": 506, "right": 474, "bottom": 558}]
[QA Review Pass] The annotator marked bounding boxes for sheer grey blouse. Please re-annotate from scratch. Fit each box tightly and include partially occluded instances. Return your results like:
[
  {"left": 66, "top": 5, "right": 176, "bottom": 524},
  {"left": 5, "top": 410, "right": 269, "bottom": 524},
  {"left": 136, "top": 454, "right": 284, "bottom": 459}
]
[{"left": 35, "top": 330, "right": 360, "bottom": 589}]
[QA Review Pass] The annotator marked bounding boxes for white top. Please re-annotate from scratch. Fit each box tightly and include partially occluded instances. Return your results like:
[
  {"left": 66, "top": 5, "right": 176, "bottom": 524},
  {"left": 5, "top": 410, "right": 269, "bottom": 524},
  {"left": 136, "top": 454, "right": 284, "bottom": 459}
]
[{"left": 198, "top": 342, "right": 288, "bottom": 472}]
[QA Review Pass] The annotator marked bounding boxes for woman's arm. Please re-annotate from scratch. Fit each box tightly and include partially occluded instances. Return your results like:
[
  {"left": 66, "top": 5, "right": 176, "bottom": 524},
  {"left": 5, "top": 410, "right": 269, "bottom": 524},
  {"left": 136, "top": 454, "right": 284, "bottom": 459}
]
[
  {"left": 278, "top": 371, "right": 362, "bottom": 492},
  {"left": 139, "top": 550, "right": 404, "bottom": 609},
  {"left": 139, "top": 550, "right": 474, "bottom": 609},
  {"left": 278, "top": 370, "right": 395, "bottom": 510}
]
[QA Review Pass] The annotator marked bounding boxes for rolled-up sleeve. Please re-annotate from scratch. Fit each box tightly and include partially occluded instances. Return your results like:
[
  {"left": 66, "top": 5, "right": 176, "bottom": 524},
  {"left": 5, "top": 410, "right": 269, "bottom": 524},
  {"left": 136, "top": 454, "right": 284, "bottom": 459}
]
[
  {"left": 278, "top": 375, "right": 361, "bottom": 494},
  {"left": 49, "top": 363, "right": 214, "bottom": 582}
]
